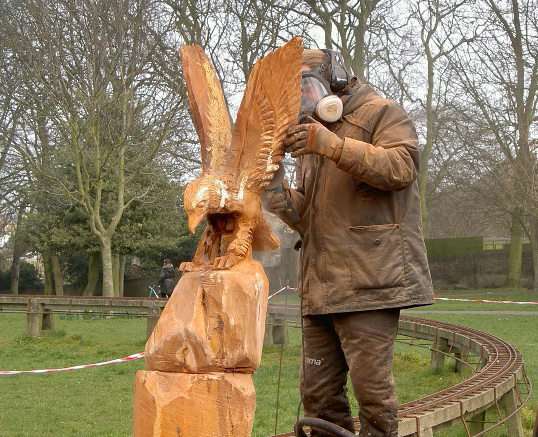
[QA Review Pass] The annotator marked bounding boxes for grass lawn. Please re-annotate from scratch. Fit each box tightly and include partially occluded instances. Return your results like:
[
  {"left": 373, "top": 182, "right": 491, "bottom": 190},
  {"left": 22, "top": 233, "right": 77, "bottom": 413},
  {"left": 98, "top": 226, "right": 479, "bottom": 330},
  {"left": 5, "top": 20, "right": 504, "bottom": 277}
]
[{"left": 0, "top": 288, "right": 536, "bottom": 436}]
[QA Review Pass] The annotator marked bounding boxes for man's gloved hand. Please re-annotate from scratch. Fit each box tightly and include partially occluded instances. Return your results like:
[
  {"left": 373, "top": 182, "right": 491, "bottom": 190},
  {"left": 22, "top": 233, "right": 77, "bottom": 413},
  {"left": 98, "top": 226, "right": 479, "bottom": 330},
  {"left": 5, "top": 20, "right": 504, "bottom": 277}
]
[
  {"left": 284, "top": 116, "right": 344, "bottom": 161},
  {"left": 263, "top": 182, "right": 301, "bottom": 224},
  {"left": 265, "top": 185, "right": 292, "bottom": 215}
]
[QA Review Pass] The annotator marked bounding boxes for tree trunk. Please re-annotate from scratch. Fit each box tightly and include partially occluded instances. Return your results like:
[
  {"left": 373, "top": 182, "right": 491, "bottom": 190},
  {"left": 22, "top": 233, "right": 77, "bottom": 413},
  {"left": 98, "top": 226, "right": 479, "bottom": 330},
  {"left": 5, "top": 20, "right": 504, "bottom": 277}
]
[
  {"left": 43, "top": 254, "right": 54, "bottom": 295},
  {"left": 50, "top": 254, "right": 64, "bottom": 296},
  {"left": 9, "top": 255, "right": 21, "bottom": 295},
  {"left": 119, "top": 255, "right": 126, "bottom": 297},
  {"left": 100, "top": 238, "right": 115, "bottom": 297},
  {"left": 419, "top": 56, "right": 435, "bottom": 238},
  {"left": 507, "top": 209, "right": 523, "bottom": 289},
  {"left": 9, "top": 209, "right": 25, "bottom": 295},
  {"left": 530, "top": 218, "right": 538, "bottom": 292},
  {"left": 112, "top": 253, "right": 120, "bottom": 297},
  {"left": 419, "top": 184, "right": 429, "bottom": 237},
  {"left": 83, "top": 253, "right": 100, "bottom": 296}
]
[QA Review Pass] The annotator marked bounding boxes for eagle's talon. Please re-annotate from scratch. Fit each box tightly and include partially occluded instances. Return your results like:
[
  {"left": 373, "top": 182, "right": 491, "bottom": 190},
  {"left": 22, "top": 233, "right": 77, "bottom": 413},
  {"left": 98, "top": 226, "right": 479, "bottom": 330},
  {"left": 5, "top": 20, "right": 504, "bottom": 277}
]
[
  {"left": 213, "top": 254, "right": 242, "bottom": 270},
  {"left": 228, "top": 240, "right": 250, "bottom": 257},
  {"left": 180, "top": 261, "right": 196, "bottom": 272}
]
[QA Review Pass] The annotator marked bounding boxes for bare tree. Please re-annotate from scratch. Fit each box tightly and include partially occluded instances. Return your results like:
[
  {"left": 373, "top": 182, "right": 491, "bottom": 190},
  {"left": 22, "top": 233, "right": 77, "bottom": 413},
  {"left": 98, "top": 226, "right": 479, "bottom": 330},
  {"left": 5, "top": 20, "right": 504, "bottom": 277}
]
[
  {"left": 5, "top": 0, "right": 189, "bottom": 296},
  {"left": 224, "top": 0, "right": 307, "bottom": 86},
  {"left": 167, "top": 0, "right": 308, "bottom": 93},
  {"left": 408, "top": 0, "right": 474, "bottom": 235},
  {"left": 287, "top": 0, "right": 395, "bottom": 81},
  {"left": 450, "top": 0, "right": 538, "bottom": 289}
]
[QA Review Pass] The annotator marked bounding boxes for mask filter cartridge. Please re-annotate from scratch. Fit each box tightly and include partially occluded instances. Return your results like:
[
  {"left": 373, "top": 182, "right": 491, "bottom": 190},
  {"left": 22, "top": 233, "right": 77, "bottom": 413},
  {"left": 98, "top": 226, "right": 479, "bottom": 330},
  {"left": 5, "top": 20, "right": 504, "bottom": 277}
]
[{"left": 315, "top": 95, "right": 343, "bottom": 123}]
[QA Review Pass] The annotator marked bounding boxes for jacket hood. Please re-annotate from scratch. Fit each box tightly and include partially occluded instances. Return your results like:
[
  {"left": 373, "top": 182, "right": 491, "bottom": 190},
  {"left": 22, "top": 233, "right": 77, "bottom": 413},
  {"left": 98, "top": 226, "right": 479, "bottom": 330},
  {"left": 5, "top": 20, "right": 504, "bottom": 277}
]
[{"left": 342, "top": 83, "right": 380, "bottom": 116}]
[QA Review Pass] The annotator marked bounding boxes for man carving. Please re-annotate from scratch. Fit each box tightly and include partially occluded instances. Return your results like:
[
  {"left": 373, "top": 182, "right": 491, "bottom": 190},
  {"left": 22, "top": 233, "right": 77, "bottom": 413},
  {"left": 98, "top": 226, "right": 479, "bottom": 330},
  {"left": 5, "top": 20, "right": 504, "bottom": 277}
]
[{"left": 267, "top": 49, "right": 434, "bottom": 437}]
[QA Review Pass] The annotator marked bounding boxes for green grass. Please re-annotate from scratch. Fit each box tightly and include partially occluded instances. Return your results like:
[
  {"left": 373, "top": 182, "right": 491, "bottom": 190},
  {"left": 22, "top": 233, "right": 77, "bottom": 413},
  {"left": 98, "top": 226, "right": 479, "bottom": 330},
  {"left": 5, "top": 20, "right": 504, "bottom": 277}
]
[
  {"left": 0, "top": 315, "right": 460, "bottom": 436},
  {"left": 0, "top": 315, "right": 147, "bottom": 437},
  {"left": 0, "top": 287, "right": 537, "bottom": 436}
]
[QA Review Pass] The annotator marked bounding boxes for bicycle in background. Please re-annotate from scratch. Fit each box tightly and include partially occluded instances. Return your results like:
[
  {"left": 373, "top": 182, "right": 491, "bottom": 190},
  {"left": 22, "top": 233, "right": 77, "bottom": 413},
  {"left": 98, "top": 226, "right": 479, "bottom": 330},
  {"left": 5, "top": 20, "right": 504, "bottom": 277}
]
[{"left": 148, "top": 284, "right": 161, "bottom": 298}]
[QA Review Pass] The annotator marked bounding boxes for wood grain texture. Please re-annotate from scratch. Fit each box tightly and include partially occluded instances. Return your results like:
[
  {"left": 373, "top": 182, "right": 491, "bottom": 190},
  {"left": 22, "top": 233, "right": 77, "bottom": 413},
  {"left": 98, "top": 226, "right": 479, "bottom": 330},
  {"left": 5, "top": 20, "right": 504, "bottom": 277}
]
[
  {"left": 180, "top": 38, "right": 303, "bottom": 271},
  {"left": 233, "top": 36, "right": 303, "bottom": 192},
  {"left": 133, "top": 371, "right": 255, "bottom": 437},
  {"left": 132, "top": 38, "right": 303, "bottom": 437},
  {"left": 144, "top": 260, "right": 269, "bottom": 373},
  {"left": 179, "top": 45, "right": 233, "bottom": 176}
]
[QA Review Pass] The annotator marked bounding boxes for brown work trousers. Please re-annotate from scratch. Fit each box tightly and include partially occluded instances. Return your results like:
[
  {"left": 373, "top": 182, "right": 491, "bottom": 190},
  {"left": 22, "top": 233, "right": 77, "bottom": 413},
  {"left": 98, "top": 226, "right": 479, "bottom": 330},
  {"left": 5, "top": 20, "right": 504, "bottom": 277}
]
[{"left": 300, "top": 309, "right": 400, "bottom": 437}]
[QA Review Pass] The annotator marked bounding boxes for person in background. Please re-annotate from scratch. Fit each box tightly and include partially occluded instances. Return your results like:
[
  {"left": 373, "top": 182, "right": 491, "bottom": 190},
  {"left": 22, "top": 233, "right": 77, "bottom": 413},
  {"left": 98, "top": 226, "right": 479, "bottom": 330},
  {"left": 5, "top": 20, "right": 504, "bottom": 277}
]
[{"left": 158, "top": 258, "right": 178, "bottom": 299}]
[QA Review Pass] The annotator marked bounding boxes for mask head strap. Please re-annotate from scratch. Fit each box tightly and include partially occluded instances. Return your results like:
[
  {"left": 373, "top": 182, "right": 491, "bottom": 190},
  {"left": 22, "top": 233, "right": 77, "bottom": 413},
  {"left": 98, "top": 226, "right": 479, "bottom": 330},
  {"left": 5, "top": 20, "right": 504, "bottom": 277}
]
[{"left": 320, "top": 49, "right": 351, "bottom": 92}]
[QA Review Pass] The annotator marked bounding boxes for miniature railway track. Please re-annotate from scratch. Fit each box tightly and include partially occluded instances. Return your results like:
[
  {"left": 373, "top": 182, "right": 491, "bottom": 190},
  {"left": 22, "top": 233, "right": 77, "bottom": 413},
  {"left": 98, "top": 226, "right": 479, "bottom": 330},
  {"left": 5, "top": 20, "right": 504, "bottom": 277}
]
[
  {"left": 398, "top": 316, "right": 521, "bottom": 416},
  {"left": 271, "top": 313, "right": 530, "bottom": 437}
]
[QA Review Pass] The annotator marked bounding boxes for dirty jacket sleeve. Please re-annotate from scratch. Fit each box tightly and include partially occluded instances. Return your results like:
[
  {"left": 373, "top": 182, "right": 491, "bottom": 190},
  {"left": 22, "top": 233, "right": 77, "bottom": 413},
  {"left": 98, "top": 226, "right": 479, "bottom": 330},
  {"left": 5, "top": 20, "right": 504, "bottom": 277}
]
[{"left": 336, "top": 102, "right": 419, "bottom": 191}]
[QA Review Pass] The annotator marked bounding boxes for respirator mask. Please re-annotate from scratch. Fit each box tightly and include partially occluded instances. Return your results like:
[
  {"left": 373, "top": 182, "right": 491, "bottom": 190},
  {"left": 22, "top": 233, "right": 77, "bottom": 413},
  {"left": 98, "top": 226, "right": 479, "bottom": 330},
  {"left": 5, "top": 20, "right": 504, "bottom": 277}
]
[
  {"left": 300, "top": 49, "right": 351, "bottom": 123},
  {"left": 300, "top": 73, "right": 343, "bottom": 123}
]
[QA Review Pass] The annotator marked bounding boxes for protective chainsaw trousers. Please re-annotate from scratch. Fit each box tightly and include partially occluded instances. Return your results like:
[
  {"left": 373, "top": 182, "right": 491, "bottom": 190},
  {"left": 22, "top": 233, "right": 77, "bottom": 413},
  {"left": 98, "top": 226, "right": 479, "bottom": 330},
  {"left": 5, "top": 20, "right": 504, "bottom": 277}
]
[{"left": 300, "top": 309, "right": 400, "bottom": 437}]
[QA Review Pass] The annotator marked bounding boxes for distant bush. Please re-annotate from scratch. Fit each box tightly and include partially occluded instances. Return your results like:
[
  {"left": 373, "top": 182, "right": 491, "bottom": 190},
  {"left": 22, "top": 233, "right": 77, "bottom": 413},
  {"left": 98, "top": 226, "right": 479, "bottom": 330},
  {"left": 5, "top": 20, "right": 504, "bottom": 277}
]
[
  {"left": 0, "top": 261, "right": 44, "bottom": 292},
  {"left": 425, "top": 237, "right": 483, "bottom": 259}
]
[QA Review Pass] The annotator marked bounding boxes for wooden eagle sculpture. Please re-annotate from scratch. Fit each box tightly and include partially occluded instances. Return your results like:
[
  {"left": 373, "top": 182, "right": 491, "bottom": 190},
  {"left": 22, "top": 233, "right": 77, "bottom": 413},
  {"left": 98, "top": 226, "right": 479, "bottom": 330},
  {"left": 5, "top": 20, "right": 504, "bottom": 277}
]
[{"left": 179, "top": 38, "right": 303, "bottom": 271}]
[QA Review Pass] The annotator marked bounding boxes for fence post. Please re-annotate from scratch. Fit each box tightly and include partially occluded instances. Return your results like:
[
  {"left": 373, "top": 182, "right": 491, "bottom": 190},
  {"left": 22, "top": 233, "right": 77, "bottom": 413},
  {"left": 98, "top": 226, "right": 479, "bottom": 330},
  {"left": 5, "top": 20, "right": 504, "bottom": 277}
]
[
  {"left": 468, "top": 410, "right": 486, "bottom": 434},
  {"left": 499, "top": 388, "right": 524, "bottom": 437},
  {"left": 430, "top": 336, "right": 449, "bottom": 372},
  {"left": 42, "top": 308, "right": 55, "bottom": 331},
  {"left": 454, "top": 345, "right": 469, "bottom": 374},
  {"left": 264, "top": 314, "right": 274, "bottom": 346},
  {"left": 26, "top": 300, "right": 43, "bottom": 337},
  {"left": 419, "top": 427, "right": 433, "bottom": 437},
  {"left": 272, "top": 318, "right": 288, "bottom": 345}
]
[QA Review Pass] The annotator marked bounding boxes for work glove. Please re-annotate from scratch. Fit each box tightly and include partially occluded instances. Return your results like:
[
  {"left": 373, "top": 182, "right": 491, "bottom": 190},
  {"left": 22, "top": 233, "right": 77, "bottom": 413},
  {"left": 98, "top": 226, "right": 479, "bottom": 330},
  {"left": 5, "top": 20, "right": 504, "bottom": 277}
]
[
  {"left": 263, "top": 181, "right": 301, "bottom": 224},
  {"left": 284, "top": 116, "right": 344, "bottom": 161},
  {"left": 265, "top": 189, "right": 291, "bottom": 214}
]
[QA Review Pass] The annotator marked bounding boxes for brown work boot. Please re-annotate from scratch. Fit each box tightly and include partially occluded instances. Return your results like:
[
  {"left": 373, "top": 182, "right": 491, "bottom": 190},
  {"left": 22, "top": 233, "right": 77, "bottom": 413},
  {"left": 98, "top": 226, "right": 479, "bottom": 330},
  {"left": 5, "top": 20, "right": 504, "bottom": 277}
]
[{"left": 358, "top": 413, "right": 398, "bottom": 437}]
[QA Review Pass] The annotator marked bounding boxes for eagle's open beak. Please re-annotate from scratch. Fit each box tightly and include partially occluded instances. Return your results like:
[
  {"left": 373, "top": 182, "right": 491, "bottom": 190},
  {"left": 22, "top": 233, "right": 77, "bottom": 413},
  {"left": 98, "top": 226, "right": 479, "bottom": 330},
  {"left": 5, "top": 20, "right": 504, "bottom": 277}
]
[{"left": 188, "top": 211, "right": 206, "bottom": 234}]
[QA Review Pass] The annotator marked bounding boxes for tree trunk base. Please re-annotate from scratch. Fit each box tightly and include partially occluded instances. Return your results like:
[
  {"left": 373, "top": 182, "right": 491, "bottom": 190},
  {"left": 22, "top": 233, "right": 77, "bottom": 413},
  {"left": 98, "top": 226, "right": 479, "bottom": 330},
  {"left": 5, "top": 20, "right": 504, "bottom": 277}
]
[
  {"left": 135, "top": 260, "right": 268, "bottom": 437},
  {"left": 144, "top": 261, "right": 269, "bottom": 373},
  {"left": 133, "top": 371, "right": 255, "bottom": 437}
]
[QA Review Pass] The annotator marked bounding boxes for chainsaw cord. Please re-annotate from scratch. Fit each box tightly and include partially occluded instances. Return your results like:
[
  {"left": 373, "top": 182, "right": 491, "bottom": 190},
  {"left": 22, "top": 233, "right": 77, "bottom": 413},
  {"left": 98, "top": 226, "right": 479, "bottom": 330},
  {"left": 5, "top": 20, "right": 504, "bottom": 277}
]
[
  {"left": 274, "top": 335, "right": 285, "bottom": 434},
  {"left": 296, "top": 281, "right": 305, "bottom": 429},
  {"left": 273, "top": 284, "right": 290, "bottom": 435}
]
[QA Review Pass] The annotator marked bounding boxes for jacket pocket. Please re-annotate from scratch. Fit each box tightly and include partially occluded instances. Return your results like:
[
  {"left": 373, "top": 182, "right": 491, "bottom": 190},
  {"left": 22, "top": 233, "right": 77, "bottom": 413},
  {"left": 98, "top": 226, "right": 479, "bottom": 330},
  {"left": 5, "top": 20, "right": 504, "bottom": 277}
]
[{"left": 346, "top": 223, "right": 404, "bottom": 290}]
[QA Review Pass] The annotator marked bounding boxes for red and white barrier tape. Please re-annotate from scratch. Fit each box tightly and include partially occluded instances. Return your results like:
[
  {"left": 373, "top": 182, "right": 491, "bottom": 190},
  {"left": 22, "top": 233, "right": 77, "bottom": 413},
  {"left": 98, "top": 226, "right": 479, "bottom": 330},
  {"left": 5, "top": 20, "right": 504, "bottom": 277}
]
[
  {"left": 0, "top": 352, "right": 144, "bottom": 377},
  {"left": 268, "top": 285, "right": 296, "bottom": 300},
  {"left": 3, "top": 292, "right": 535, "bottom": 376},
  {"left": 269, "top": 288, "right": 538, "bottom": 306},
  {"left": 434, "top": 297, "right": 538, "bottom": 305},
  {"left": 2, "top": 288, "right": 296, "bottom": 377}
]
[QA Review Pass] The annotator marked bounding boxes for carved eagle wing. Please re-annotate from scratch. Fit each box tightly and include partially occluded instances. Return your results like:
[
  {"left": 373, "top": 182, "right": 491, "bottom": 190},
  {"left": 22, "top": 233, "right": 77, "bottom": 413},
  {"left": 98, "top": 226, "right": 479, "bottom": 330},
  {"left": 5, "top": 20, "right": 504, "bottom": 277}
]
[
  {"left": 230, "top": 37, "right": 303, "bottom": 192},
  {"left": 179, "top": 45, "right": 233, "bottom": 177}
]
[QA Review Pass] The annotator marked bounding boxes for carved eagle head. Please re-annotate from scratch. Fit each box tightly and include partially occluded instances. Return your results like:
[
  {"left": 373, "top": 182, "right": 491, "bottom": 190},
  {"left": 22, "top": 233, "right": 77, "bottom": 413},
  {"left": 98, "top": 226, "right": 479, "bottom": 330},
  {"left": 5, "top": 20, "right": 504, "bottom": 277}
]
[{"left": 183, "top": 175, "right": 231, "bottom": 233}]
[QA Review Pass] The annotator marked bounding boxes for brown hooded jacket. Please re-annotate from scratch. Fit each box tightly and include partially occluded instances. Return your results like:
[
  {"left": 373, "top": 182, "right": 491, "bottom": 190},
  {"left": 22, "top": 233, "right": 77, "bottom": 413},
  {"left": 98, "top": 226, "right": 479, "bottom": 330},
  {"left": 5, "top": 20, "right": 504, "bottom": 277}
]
[{"left": 278, "top": 84, "right": 433, "bottom": 315}]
